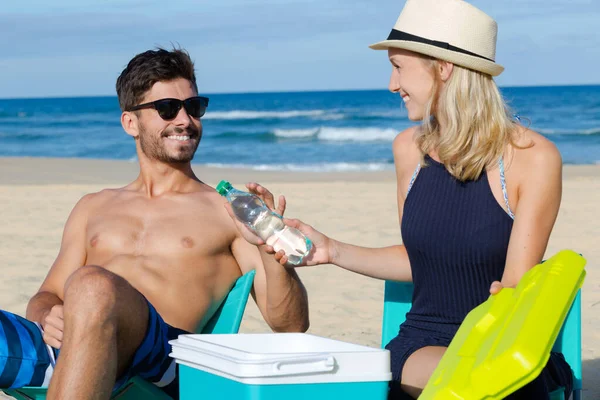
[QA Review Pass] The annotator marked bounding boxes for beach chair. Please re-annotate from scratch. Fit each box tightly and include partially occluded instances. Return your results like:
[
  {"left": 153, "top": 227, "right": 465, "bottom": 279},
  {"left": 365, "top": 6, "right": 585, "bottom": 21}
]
[
  {"left": 3, "top": 269, "right": 256, "bottom": 400},
  {"left": 381, "top": 252, "right": 584, "bottom": 400}
]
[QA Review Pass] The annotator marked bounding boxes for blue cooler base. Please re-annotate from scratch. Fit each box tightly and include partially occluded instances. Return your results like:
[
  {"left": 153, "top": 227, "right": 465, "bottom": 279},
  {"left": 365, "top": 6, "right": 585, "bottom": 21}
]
[{"left": 179, "top": 364, "right": 389, "bottom": 400}]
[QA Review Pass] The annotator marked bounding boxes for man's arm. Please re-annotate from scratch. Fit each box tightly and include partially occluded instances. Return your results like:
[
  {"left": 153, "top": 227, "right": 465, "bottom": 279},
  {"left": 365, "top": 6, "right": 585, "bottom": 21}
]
[
  {"left": 26, "top": 194, "right": 92, "bottom": 325},
  {"left": 231, "top": 237, "right": 309, "bottom": 333}
]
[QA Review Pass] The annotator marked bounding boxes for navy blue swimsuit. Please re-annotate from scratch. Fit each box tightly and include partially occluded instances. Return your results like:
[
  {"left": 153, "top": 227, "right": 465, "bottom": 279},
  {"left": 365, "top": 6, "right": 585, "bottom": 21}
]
[{"left": 385, "top": 155, "right": 573, "bottom": 399}]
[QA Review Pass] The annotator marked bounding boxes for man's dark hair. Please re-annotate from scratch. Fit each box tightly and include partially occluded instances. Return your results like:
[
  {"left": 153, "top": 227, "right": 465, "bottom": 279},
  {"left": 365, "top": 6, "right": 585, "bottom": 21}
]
[{"left": 116, "top": 47, "right": 198, "bottom": 111}]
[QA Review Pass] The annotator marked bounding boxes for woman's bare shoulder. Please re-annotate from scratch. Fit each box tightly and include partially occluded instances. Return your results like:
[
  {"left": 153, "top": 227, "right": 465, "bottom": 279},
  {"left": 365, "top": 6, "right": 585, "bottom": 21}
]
[
  {"left": 393, "top": 126, "right": 422, "bottom": 173},
  {"left": 393, "top": 126, "right": 419, "bottom": 151},
  {"left": 512, "top": 127, "right": 562, "bottom": 166},
  {"left": 508, "top": 127, "right": 562, "bottom": 184}
]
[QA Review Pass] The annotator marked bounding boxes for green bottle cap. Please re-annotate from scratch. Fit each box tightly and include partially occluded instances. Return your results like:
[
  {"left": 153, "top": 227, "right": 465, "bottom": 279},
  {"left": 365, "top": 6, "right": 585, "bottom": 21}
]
[{"left": 216, "top": 180, "right": 233, "bottom": 196}]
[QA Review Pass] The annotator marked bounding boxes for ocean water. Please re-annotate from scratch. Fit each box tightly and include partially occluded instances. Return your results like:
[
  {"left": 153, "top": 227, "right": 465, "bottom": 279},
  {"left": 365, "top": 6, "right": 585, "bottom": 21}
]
[{"left": 1, "top": 85, "right": 599, "bottom": 171}]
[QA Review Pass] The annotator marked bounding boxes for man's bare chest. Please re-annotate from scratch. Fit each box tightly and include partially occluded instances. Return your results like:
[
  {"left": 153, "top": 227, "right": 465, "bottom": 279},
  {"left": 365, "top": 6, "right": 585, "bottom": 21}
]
[{"left": 85, "top": 205, "right": 233, "bottom": 258}]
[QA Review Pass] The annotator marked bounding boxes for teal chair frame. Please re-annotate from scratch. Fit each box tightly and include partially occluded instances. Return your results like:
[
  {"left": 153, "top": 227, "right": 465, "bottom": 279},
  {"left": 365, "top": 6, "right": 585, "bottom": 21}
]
[
  {"left": 381, "top": 281, "right": 582, "bottom": 400},
  {"left": 3, "top": 269, "right": 256, "bottom": 400}
]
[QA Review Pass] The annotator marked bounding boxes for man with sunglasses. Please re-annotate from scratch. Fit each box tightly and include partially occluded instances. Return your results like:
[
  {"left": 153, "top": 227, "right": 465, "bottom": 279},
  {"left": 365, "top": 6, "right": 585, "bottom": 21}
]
[{"left": 0, "top": 48, "right": 309, "bottom": 399}]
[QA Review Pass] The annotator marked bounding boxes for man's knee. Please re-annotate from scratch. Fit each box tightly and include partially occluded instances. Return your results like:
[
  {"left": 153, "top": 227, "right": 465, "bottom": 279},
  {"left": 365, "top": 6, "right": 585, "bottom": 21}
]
[{"left": 63, "top": 265, "right": 121, "bottom": 316}]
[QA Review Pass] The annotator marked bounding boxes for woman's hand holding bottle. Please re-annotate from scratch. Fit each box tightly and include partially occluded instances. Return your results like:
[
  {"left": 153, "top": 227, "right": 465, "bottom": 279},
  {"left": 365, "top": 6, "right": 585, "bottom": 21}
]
[
  {"left": 243, "top": 183, "right": 333, "bottom": 267},
  {"left": 220, "top": 181, "right": 319, "bottom": 266},
  {"left": 273, "top": 217, "right": 333, "bottom": 267}
]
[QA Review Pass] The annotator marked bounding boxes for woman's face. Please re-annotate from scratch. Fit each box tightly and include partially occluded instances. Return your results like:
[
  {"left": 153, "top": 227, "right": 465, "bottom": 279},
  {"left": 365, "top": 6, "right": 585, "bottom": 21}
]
[{"left": 388, "top": 48, "right": 437, "bottom": 121}]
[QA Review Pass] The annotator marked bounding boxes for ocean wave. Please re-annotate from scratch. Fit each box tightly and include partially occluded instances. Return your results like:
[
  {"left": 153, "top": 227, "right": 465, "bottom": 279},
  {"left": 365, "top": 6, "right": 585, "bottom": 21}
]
[
  {"left": 319, "top": 127, "right": 398, "bottom": 141},
  {"left": 0, "top": 111, "right": 28, "bottom": 118},
  {"left": 317, "top": 113, "right": 346, "bottom": 121},
  {"left": 202, "top": 162, "right": 394, "bottom": 172},
  {"left": 202, "top": 109, "right": 407, "bottom": 121},
  {"left": 204, "top": 110, "right": 329, "bottom": 120},
  {"left": 580, "top": 127, "right": 600, "bottom": 135},
  {"left": 538, "top": 127, "right": 600, "bottom": 136},
  {"left": 361, "top": 110, "right": 407, "bottom": 119},
  {"left": 272, "top": 127, "right": 398, "bottom": 142},
  {"left": 272, "top": 128, "right": 320, "bottom": 138},
  {"left": 0, "top": 113, "right": 118, "bottom": 126},
  {"left": 0, "top": 131, "right": 54, "bottom": 140}
]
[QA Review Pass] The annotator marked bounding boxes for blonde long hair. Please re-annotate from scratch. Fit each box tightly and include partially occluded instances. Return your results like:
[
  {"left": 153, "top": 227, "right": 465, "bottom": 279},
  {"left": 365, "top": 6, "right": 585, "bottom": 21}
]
[{"left": 416, "top": 59, "right": 520, "bottom": 181}]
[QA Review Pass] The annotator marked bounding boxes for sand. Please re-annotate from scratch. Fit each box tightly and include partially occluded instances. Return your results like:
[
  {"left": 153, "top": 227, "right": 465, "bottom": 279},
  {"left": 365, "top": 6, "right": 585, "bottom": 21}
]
[{"left": 0, "top": 156, "right": 598, "bottom": 398}]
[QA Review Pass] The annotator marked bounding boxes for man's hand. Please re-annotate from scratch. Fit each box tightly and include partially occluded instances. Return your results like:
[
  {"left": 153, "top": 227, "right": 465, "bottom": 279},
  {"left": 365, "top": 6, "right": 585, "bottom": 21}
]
[
  {"left": 41, "top": 305, "right": 64, "bottom": 349},
  {"left": 245, "top": 182, "right": 286, "bottom": 217},
  {"left": 224, "top": 182, "right": 287, "bottom": 248}
]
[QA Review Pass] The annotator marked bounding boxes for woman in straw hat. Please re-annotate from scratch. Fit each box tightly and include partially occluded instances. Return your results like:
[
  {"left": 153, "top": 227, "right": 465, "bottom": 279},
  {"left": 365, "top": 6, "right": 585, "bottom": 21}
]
[{"left": 244, "top": 0, "right": 574, "bottom": 398}]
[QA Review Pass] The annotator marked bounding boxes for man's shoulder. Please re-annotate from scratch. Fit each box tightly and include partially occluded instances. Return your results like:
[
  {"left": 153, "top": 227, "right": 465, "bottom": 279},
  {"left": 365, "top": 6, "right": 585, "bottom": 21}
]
[
  {"left": 180, "top": 183, "right": 240, "bottom": 242},
  {"left": 70, "top": 188, "right": 123, "bottom": 215},
  {"left": 186, "top": 181, "right": 223, "bottom": 203},
  {"left": 183, "top": 181, "right": 233, "bottom": 218},
  {"left": 81, "top": 187, "right": 121, "bottom": 203}
]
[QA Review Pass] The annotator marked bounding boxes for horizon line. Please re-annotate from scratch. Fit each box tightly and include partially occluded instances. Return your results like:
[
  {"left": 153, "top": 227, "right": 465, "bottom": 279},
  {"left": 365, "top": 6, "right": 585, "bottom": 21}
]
[{"left": 1, "top": 82, "right": 599, "bottom": 101}]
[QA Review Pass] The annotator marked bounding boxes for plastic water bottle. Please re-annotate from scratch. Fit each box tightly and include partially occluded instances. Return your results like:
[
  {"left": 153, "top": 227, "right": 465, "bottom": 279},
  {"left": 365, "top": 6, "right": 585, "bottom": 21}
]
[{"left": 216, "top": 180, "right": 313, "bottom": 266}]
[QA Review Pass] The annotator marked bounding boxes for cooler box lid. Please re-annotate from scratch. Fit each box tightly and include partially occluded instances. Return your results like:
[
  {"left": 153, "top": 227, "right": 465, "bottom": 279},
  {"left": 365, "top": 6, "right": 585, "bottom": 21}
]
[
  {"left": 170, "top": 333, "right": 392, "bottom": 384},
  {"left": 420, "top": 250, "right": 586, "bottom": 399}
]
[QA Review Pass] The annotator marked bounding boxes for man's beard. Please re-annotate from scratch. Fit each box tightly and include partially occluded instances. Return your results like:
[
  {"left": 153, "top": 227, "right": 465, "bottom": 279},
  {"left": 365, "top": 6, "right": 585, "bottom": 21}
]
[{"left": 138, "top": 123, "right": 201, "bottom": 164}]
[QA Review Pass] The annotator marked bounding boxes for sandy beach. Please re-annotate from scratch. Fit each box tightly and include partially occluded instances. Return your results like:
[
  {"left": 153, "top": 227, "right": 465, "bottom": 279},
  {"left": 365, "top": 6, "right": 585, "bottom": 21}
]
[{"left": 0, "top": 157, "right": 598, "bottom": 397}]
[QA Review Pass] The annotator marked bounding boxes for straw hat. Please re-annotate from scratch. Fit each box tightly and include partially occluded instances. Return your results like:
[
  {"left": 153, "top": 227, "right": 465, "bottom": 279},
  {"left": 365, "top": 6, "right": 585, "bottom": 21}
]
[{"left": 369, "top": 0, "right": 504, "bottom": 76}]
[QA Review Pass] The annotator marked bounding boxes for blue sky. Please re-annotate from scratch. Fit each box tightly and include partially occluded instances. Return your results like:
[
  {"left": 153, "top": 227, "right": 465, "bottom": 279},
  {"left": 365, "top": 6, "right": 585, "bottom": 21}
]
[{"left": 1, "top": 0, "right": 599, "bottom": 98}]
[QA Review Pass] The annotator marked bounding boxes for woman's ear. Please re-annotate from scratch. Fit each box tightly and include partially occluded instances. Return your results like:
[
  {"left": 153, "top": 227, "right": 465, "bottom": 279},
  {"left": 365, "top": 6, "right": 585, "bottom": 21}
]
[
  {"left": 439, "top": 61, "right": 454, "bottom": 82},
  {"left": 121, "top": 111, "right": 139, "bottom": 138}
]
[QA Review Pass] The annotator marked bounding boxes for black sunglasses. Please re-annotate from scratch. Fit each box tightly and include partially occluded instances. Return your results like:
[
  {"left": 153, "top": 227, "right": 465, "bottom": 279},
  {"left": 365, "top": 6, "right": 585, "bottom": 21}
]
[{"left": 127, "top": 96, "right": 209, "bottom": 120}]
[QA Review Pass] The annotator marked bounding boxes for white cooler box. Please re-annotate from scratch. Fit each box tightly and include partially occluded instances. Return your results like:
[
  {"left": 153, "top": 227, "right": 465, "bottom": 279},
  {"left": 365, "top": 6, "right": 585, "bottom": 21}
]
[{"left": 169, "top": 333, "right": 391, "bottom": 400}]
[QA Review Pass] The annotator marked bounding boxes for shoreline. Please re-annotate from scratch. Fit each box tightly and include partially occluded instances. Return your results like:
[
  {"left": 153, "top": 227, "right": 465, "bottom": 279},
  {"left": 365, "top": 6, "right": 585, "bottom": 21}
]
[
  {"left": 1, "top": 156, "right": 599, "bottom": 185},
  {"left": 0, "top": 157, "right": 396, "bottom": 185}
]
